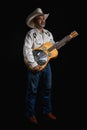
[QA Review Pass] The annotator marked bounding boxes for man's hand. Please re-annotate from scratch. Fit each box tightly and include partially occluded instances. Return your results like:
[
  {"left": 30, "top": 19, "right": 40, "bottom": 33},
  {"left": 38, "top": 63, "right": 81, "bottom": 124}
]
[{"left": 32, "top": 65, "right": 42, "bottom": 72}]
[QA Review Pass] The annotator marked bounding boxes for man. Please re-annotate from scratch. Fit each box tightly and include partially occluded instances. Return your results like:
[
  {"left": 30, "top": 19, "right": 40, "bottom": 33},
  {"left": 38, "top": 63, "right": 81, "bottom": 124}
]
[{"left": 23, "top": 8, "right": 56, "bottom": 124}]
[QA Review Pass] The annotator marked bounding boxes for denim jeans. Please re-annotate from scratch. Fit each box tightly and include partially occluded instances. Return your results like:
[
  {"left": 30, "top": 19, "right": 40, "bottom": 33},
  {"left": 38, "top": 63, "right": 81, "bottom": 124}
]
[{"left": 25, "top": 63, "right": 52, "bottom": 117}]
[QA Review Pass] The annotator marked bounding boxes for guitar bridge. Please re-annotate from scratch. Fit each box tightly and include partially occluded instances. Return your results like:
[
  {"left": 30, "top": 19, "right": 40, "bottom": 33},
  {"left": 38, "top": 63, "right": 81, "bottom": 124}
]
[{"left": 42, "top": 47, "right": 47, "bottom": 51}]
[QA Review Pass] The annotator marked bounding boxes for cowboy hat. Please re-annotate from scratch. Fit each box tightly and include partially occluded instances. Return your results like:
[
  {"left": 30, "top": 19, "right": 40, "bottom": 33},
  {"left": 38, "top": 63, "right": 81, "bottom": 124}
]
[{"left": 26, "top": 8, "right": 49, "bottom": 28}]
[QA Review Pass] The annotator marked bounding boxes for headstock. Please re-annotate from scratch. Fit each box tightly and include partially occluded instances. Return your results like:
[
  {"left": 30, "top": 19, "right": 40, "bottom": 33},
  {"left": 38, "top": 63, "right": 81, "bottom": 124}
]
[{"left": 70, "top": 30, "right": 79, "bottom": 39}]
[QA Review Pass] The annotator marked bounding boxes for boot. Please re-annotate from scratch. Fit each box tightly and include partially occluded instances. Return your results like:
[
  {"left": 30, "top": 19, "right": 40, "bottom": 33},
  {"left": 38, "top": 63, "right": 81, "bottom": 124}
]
[
  {"left": 28, "top": 115, "right": 38, "bottom": 124},
  {"left": 46, "top": 113, "right": 56, "bottom": 120}
]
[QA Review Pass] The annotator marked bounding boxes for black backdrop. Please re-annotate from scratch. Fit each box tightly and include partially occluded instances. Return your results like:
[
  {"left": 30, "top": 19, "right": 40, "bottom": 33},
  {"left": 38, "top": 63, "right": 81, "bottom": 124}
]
[{"left": 0, "top": 0, "right": 86, "bottom": 129}]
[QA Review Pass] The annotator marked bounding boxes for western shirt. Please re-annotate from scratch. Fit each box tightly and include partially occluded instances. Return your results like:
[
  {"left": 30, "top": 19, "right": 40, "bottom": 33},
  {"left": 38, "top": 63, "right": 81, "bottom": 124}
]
[{"left": 23, "top": 28, "right": 55, "bottom": 68}]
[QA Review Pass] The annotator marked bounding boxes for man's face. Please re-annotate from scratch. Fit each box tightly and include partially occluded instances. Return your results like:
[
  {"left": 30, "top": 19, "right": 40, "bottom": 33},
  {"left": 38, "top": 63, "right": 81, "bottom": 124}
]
[{"left": 34, "top": 15, "right": 46, "bottom": 28}]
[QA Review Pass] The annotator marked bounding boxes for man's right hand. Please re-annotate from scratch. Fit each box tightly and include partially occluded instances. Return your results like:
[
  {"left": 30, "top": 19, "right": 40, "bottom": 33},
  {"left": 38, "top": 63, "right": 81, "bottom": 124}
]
[{"left": 32, "top": 65, "right": 42, "bottom": 72}]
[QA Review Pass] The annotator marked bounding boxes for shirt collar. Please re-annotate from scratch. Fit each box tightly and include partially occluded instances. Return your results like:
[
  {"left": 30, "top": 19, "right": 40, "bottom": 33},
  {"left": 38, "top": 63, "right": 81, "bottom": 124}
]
[{"left": 34, "top": 28, "right": 46, "bottom": 34}]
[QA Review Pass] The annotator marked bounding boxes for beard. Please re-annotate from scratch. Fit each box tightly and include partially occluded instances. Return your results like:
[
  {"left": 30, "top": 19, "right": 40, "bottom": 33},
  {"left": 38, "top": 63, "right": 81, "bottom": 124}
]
[
  {"left": 41, "top": 22, "right": 46, "bottom": 28},
  {"left": 35, "top": 22, "right": 46, "bottom": 29},
  {"left": 41, "top": 24, "right": 45, "bottom": 27}
]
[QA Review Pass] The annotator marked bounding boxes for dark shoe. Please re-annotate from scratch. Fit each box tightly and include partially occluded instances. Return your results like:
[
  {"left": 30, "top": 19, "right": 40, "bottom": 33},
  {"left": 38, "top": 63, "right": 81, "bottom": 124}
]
[
  {"left": 46, "top": 113, "right": 56, "bottom": 120},
  {"left": 28, "top": 115, "right": 38, "bottom": 124}
]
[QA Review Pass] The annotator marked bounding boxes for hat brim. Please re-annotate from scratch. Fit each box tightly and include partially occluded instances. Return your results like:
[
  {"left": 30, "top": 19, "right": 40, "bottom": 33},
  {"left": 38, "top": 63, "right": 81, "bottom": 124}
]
[{"left": 26, "top": 13, "right": 49, "bottom": 28}]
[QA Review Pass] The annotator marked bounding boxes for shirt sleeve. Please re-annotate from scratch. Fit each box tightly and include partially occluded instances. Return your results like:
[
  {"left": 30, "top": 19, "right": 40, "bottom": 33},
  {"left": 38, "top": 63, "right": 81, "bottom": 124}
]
[{"left": 23, "top": 31, "right": 38, "bottom": 68}]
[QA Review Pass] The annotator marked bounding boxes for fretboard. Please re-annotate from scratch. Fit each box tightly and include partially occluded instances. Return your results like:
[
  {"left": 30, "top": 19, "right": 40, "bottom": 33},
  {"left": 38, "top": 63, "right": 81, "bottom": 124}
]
[{"left": 48, "top": 30, "right": 79, "bottom": 52}]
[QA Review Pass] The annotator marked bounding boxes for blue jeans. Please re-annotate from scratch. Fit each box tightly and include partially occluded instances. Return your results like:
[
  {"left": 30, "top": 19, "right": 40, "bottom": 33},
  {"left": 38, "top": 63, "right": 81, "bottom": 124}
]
[{"left": 25, "top": 63, "right": 52, "bottom": 117}]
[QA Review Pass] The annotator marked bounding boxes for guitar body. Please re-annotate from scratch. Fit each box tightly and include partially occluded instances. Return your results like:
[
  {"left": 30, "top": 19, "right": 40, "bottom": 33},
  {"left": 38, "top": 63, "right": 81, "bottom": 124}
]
[
  {"left": 33, "top": 42, "right": 58, "bottom": 70},
  {"left": 25, "top": 42, "right": 58, "bottom": 71}
]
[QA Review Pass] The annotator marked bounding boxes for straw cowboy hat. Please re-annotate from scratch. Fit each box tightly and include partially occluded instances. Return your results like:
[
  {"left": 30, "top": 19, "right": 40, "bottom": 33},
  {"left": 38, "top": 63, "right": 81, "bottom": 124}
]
[{"left": 26, "top": 8, "right": 49, "bottom": 28}]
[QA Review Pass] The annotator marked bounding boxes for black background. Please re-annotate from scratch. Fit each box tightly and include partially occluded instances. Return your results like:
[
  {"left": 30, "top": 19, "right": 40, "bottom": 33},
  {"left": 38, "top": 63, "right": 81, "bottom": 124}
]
[{"left": 0, "top": 0, "right": 86, "bottom": 129}]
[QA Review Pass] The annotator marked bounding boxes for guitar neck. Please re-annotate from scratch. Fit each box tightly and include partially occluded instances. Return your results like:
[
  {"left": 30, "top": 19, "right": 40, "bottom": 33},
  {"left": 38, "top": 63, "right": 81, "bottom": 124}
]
[{"left": 48, "top": 30, "right": 79, "bottom": 52}]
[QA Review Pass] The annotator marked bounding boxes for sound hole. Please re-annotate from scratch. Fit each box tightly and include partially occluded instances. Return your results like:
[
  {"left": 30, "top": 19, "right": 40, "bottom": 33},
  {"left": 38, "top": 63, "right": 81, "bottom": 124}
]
[{"left": 33, "top": 50, "right": 47, "bottom": 66}]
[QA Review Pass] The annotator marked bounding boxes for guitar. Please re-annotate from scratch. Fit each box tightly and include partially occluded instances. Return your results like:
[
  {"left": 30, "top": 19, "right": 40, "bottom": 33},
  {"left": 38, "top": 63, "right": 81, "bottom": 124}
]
[{"left": 24, "top": 30, "right": 79, "bottom": 71}]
